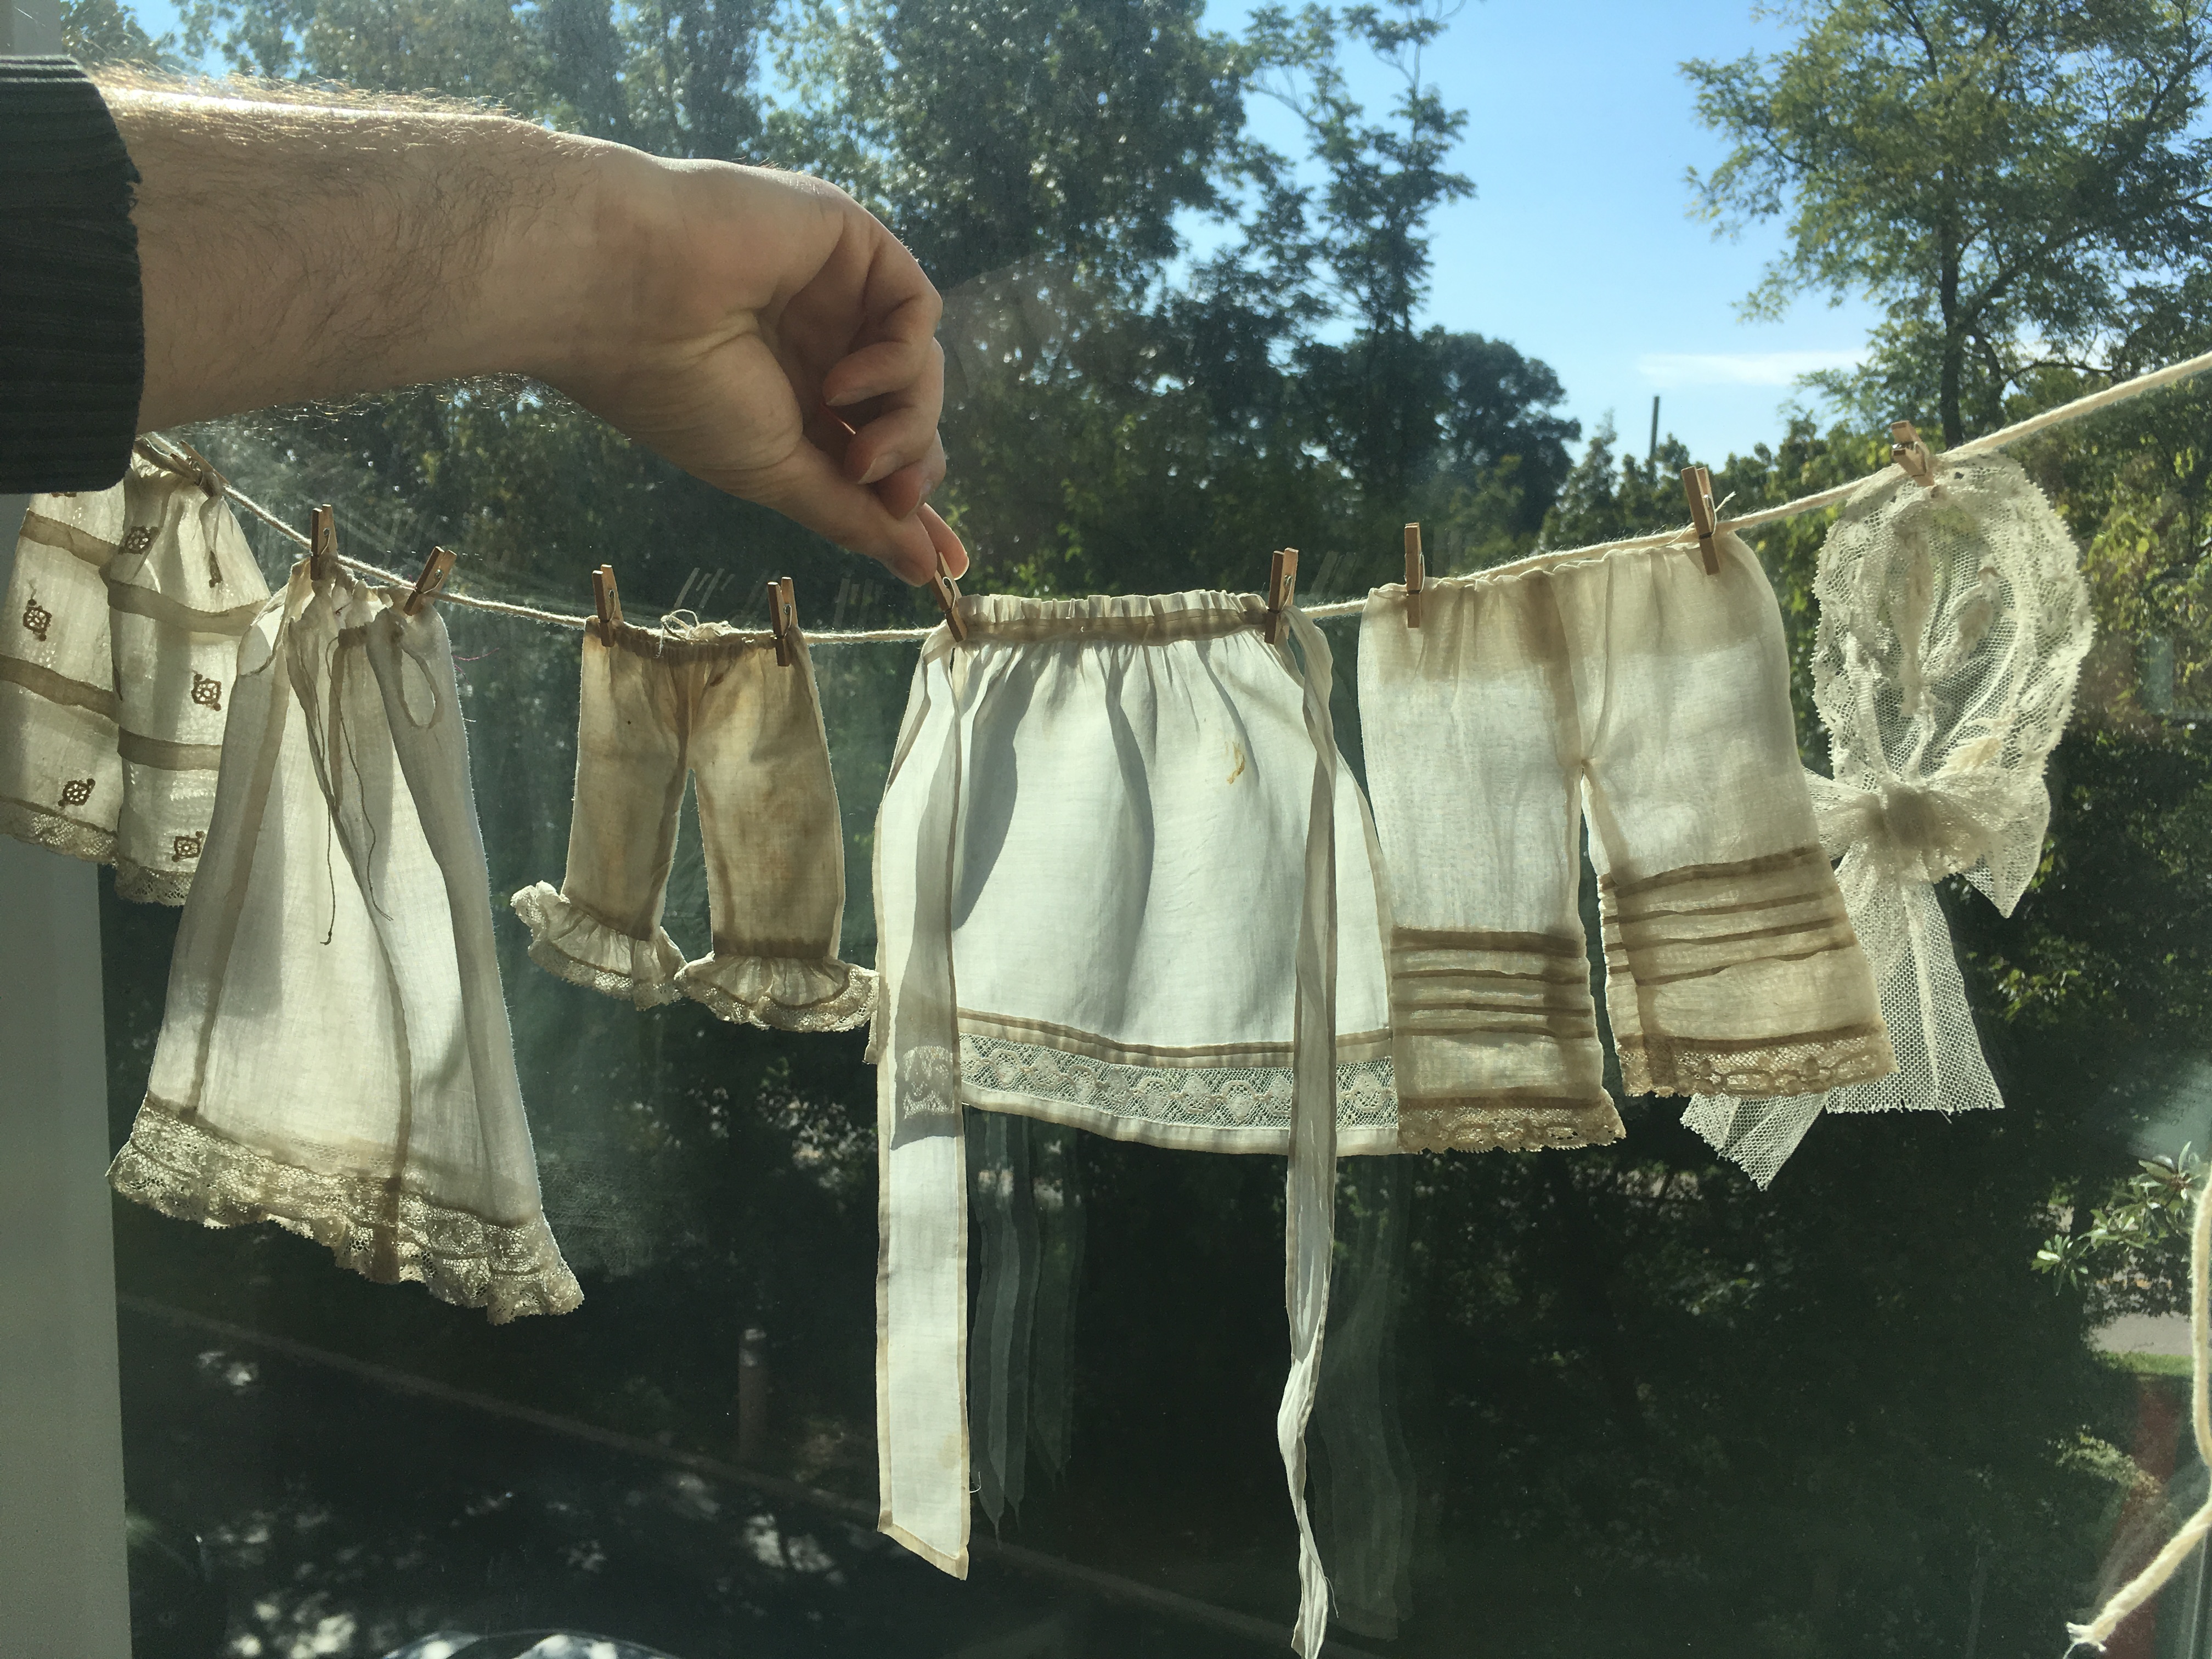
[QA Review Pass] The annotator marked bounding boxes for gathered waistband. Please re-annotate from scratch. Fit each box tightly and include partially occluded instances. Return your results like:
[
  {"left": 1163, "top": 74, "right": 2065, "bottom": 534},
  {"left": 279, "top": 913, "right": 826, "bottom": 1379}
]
[{"left": 961, "top": 588, "right": 1267, "bottom": 645}]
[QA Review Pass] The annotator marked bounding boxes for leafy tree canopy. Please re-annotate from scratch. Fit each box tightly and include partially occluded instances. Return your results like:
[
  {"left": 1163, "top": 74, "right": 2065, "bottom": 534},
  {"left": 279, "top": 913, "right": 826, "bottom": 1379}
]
[{"left": 1687, "top": 0, "right": 2212, "bottom": 445}]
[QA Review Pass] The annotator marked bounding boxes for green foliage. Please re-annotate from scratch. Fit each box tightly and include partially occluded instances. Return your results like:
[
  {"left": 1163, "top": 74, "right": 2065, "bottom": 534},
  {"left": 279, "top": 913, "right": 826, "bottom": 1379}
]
[
  {"left": 2037, "top": 1147, "right": 2201, "bottom": 1318},
  {"left": 63, "top": 0, "right": 164, "bottom": 62},
  {"left": 1687, "top": 0, "right": 2212, "bottom": 444}
]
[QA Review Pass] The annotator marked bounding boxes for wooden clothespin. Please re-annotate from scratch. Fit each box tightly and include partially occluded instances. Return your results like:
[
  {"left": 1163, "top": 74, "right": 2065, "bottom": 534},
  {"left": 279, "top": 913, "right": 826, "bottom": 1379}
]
[
  {"left": 766, "top": 576, "right": 799, "bottom": 666},
  {"left": 1891, "top": 420, "right": 1937, "bottom": 488},
  {"left": 307, "top": 504, "right": 339, "bottom": 583},
  {"left": 404, "top": 546, "right": 456, "bottom": 616},
  {"left": 1680, "top": 466, "right": 1720, "bottom": 575},
  {"left": 928, "top": 553, "right": 967, "bottom": 643},
  {"left": 1264, "top": 548, "right": 1299, "bottom": 644},
  {"left": 592, "top": 564, "right": 623, "bottom": 641},
  {"left": 1403, "top": 522, "right": 1425, "bottom": 629}
]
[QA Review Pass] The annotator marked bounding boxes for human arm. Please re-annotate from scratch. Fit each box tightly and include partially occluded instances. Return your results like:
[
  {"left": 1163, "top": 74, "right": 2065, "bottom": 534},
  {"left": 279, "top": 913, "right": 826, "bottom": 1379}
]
[{"left": 103, "top": 78, "right": 964, "bottom": 583}]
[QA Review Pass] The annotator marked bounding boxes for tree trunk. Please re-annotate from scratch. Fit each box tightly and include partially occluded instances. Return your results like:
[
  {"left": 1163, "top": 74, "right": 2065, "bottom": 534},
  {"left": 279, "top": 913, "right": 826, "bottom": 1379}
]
[{"left": 1939, "top": 227, "right": 1965, "bottom": 447}]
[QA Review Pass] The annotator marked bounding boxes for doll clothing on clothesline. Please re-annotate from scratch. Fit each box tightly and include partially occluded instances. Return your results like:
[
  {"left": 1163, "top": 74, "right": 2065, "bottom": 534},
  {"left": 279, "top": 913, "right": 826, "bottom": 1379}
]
[
  {"left": 1358, "top": 528, "right": 1895, "bottom": 1155},
  {"left": 872, "top": 590, "right": 1375, "bottom": 1658},
  {"left": 0, "top": 450, "right": 270, "bottom": 902},
  {"left": 108, "top": 560, "right": 580, "bottom": 1323},
  {"left": 512, "top": 614, "right": 874, "bottom": 1032},
  {"left": 1684, "top": 450, "right": 2094, "bottom": 1186}
]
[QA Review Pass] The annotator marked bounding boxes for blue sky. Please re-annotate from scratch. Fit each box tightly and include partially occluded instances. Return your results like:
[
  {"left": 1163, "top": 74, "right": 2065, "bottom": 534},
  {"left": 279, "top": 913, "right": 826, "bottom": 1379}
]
[
  {"left": 129, "top": 0, "right": 1879, "bottom": 466},
  {"left": 1201, "top": 0, "right": 1884, "bottom": 466}
]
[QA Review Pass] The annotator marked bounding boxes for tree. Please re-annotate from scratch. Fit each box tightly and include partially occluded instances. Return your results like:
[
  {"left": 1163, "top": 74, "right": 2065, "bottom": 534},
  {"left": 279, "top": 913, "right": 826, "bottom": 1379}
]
[
  {"left": 773, "top": 0, "right": 1244, "bottom": 291},
  {"left": 1686, "top": 0, "right": 2212, "bottom": 446}
]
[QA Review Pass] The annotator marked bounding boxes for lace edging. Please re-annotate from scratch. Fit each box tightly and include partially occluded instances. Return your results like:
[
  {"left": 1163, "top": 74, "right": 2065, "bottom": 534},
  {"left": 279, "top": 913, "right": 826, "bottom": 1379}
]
[
  {"left": 115, "top": 854, "right": 194, "bottom": 906},
  {"left": 676, "top": 952, "right": 877, "bottom": 1032},
  {"left": 109, "top": 1103, "right": 583, "bottom": 1324},
  {"left": 1396, "top": 1096, "right": 1625, "bottom": 1154},
  {"left": 0, "top": 795, "right": 115, "bottom": 868},
  {"left": 510, "top": 881, "right": 686, "bottom": 1009},
  {"left": 1622, "top": 1025, "right": 1897, "bottom": 1100},
  {"left": 958, "top": 1033, "right": 1399, "bottom": 1135}
]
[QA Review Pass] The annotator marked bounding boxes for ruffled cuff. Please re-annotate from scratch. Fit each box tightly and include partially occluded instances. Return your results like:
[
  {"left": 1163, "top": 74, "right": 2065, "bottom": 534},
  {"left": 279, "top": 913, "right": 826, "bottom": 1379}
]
[
  {"left": 676, "top": 951, "right": 878, "bottom": 1032},
  {"left": 510, "top": 881, "right": 686, "bottom": 1008}
]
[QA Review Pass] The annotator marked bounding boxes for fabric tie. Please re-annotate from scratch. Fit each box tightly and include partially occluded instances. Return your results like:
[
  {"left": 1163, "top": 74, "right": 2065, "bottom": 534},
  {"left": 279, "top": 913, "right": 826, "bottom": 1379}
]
[{"left": 871, "top": 607, "right": 1345, "bottom": 1655}]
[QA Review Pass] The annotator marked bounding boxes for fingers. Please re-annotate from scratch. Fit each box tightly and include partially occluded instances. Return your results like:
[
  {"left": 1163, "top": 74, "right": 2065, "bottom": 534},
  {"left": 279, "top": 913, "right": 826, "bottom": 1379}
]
[
  {"left": 833, "top": 340, "right": 946, "bottom": 489},
  {"left": 847, "top": 405, "right": 946, "bottom": 489},
  {"left": 822, "top": 332, "right": 941, "bottom": 411},
  {"left": 746, "top": 436, "right": 950, "bottom": 585},
  {"left": 920, "top": 504, "right": 968, "bottom": 579}
]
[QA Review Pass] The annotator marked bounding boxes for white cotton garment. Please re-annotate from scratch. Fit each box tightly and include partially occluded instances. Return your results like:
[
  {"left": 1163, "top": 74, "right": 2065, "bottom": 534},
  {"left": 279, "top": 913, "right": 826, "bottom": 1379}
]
[
  {"left": 512, "top": 616, "right": 874, "bottom": 1032},
  {"left": 1359, "top": 529, "right": 1894, "bottom": 1156},
  {"left": 1684, "top": 450, "right": 2094, "bottom": 1185},
  {"left": 872, "top": 591, "right": 1387, "bottom": 1658},
  {"left": 108, "top": 561, "right": 580, "bottom": 1324},
  {"left": 0, "top": 449, "right": 270, "bottom": 901}
]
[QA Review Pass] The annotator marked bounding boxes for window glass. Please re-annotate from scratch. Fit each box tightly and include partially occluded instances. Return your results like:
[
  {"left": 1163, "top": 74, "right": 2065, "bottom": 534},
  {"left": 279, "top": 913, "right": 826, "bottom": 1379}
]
[{"left": 80, "top": 1, "right": 2212, "bottom": 1655}]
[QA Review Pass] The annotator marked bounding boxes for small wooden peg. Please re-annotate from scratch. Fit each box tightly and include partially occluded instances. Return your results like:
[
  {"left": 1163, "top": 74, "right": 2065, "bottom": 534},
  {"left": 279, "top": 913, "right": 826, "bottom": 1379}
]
[
  {"left": 928, "top": 554, "right": 968, "bottom": 643},
  {"left": 767, "top": 575, "right": 799, "bottom": 666},
  {"left": 1680, "top": 466, "right": 1720, "bottom": 575},
  {"left": 308, "top": 504, "right": 338, "bottom": 583},
  {"left": 404, "top": 545, "right": 456, "bottom": 616},
  {"left": 1265, "top": 547, "right": 1300, "bottom": 644},
  {"left": 592, "top": 564, "right": 623, "bottom": 640},
  {"left": 1891, "top": 420, "right": 1936, "bottom": 488},
  {"left": 1403, "top": 522, "right": 1425, "bottom": 630}
]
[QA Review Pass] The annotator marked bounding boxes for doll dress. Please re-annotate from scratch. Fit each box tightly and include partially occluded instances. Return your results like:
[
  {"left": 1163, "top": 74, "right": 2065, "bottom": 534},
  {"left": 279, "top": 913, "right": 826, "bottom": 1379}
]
[{"left": 108, "top": 560, "right": 580, "bottom": 1323}]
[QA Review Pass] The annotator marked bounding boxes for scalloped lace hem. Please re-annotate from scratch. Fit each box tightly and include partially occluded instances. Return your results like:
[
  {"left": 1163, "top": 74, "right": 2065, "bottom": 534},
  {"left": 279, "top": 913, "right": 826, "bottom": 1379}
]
[
  {"left": 109, "top": 1102, "right": 583, "bottom": 1324},
  {"left": 116, "top": 854, "right": 195, "bottom": 906},
  {"left": 511, "top": 881, "right": 685, "bottom": 1008},
  {"left": 677, "top": 952, "right": 877, "bottom": 1031},
  {"left": 1620, "top": 1025, "right": 1896, "bottom": 1099},
  {"left": 0, "top": 796, "right": 115, "bottom": 868},
  {"left": 1396, "top": 1095, "right": 1624, "bottom": 1154}
]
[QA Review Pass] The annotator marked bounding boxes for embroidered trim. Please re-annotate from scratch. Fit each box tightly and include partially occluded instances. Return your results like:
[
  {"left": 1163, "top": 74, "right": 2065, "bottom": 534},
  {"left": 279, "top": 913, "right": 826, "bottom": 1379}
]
[
  {"left": 21, "top": 596, "right": 51, "bottom": 641},
  {"left": 958, "top": 1032, "right": 1397, "bottom": 1136},
  {"left": 1396, "top": 1094, "right": 1625, "bottom": 1154},
  {"left": 109, "top": 1102, "right": 582, "bottom": 1324}
]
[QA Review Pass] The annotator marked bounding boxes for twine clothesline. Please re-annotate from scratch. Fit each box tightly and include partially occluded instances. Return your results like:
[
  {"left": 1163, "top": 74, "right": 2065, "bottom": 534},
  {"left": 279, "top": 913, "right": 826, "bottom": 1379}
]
[{"left": 142, "top": 341, "right": 2212, "bottom": 644}]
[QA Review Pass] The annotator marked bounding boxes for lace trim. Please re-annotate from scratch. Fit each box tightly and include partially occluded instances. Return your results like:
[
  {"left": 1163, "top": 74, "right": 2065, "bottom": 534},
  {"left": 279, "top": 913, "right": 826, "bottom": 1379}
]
[
  {"left": 957, "top": 1032, "right": 1397, "bottom": 1135},
  {"left": 676, "top": 952, "right": 878, "bottom": 1032},
  {"left": 114, "top": 853, "right": 194, "bottom": 906},
  {"left": 510, "top": 881, "right": 686, "bottom": 1008},
  {"left": 1396, "top": 1095, "right": 1624, "bottom": 1154},
  {"left": 109, "top": 1102, "right": 583, "bottom": 1324},
  {"left": 0, "top": 794, "right": 115, "bottom": 867},
  {"left": 1618, "top": 1024, "right": 1896, "bottom": 1099}
]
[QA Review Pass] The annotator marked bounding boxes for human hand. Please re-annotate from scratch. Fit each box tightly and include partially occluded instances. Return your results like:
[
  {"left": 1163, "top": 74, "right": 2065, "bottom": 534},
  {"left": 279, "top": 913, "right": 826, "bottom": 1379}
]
[
  {"left": 554, "top": 155, "right": 967, "bottom": 584},
  {"left": 112, "top": 84, "right": 966, "bottom": 585}
]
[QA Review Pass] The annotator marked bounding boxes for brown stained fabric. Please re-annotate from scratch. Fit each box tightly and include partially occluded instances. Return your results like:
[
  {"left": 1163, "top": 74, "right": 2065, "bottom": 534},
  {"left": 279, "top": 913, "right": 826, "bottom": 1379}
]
[
  {"left": 1358, "top": 530, "right": 1892, "bottom": 1152},
  {"left": 510, "top": 618, "right": 874, "bottom": 1032}
]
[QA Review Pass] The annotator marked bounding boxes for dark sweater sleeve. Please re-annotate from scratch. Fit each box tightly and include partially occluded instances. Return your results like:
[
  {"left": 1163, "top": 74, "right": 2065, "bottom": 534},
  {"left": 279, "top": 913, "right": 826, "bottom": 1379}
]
[{"left": 0, "top": 57, "right": 144, "bottom": 493}]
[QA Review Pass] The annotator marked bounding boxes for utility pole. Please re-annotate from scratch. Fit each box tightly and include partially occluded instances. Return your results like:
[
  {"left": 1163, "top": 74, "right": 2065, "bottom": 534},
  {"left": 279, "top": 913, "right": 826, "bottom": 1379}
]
[{"left": 1648, "top": 395, "right": 1661, "bottom": 465}]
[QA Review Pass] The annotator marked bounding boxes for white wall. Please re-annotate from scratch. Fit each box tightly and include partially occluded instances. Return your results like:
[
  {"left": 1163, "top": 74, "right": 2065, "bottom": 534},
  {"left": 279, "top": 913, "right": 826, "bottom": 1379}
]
[{"left": 0, "top": 4, "right": 140, "bottom": 1651}]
